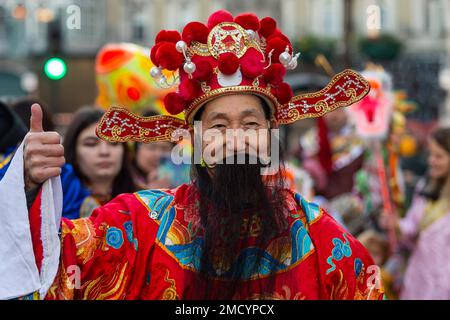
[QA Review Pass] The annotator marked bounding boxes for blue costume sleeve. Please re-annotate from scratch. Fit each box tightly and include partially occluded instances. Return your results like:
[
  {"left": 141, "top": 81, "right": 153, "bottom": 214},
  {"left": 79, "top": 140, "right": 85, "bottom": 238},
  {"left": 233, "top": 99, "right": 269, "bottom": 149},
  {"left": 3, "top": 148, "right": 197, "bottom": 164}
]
[{"left": 61, "top": 164, "right": 90, "bottom": 219}]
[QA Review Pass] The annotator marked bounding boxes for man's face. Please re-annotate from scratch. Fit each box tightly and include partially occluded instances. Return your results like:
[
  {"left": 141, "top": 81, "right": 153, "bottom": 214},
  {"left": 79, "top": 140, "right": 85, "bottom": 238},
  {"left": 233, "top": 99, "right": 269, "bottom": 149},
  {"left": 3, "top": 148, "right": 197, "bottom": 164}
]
[{"left": 198, "top": 94, "right": 273, "bottom": 167}]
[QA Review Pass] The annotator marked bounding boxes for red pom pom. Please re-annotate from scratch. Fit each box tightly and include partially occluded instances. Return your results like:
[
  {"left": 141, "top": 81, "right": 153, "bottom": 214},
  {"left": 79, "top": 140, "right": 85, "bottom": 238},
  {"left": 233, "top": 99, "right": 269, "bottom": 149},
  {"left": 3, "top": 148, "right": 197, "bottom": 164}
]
[
  {"left": 263, "top": 63, "right": 286, "bottom": 85},
  {"left": 179, "top": 79, "right": 201, "bottom": 101},
  {"left": 192, "top": 58, "right": 213, "bottom": 82},
  {"left": 234, "top": 13, "right": 260, "bottom": 31},
  {"left": 182, "top": 22, "right": 209, "bottom": 45},
  {"left": 164, "top": 92, "right": 186, "bottom": 115},
  {"left": 155, "top": 30, "right": 181, "bottom": 44},
  {"left": 276, "top": 82, "right": 293, "bottom": 104},
  {"left": 207, "top": 10, "right": 233, "bottom": 29},
  {"left": 259, "top": 17, "right": 277, "bottom": 38},
  {"left": 217, "top": 52, "right": 240, "bottom": 75},
  {"left": 266, "top": 37, "right": 291, "bottom": 64},
  {"left": 150, "top": 42, "right": 164, "bottom": 65},
  {"left": 240, "top": 48, "right": 264, "bottom": 79},
  {"left": 155, "top": 43, "right": 184, "bottom": 71},
  {"left": 267, "top": 31, "right": 291, "bottom": 44}
]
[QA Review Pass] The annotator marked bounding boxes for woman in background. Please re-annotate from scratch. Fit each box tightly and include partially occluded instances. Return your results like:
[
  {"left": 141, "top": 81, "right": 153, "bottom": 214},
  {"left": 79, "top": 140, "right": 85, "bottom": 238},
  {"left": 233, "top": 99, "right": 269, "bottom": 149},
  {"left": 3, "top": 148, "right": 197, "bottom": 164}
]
[
  {"left": 396, "top": 127, "right": 450, "bottom": 299},
  {"left": 62, "top": 107, "right": 136, "bottom": 218}
]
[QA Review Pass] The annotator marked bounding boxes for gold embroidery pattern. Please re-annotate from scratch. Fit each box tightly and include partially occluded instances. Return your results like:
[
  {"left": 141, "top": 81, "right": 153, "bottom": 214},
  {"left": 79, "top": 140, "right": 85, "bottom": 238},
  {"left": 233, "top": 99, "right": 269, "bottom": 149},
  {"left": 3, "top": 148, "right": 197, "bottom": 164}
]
[
  {"left": 96, "top": 107, "right": 187, "bottom": 143},
  {"left": 162, "top": 269, "right": 178, "bottom": 300},
  {"left": 245, "top": 286, "right": 306, "bottom": 300},
  {"left": 82, "top": 262, "right": 129, "bottom": 300},
  {"left": 71, "top": 219, "right": 101, "bottom": 264},
  {"left": 277, "top": 69, "right": 370, "bottom": 124},
  {"left": 329, "top": 270, "right": 350, "bottom": 300}
]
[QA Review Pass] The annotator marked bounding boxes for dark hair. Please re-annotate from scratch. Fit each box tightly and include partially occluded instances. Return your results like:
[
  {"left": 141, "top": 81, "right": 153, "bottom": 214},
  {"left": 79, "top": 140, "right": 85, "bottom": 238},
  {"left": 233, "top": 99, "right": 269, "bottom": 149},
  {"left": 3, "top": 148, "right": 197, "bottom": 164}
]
[
  {"left": 420, "top": 127, "right": 450, "bottom": 201},
  {"left": 0, "top": 100, "right": 28, "bottom": 153},
  {"left": 11, "top": 98, "right": 55, "bottom": 132},
  {"left": 63, "top": 107, "right": 136, "bottom": 198}
]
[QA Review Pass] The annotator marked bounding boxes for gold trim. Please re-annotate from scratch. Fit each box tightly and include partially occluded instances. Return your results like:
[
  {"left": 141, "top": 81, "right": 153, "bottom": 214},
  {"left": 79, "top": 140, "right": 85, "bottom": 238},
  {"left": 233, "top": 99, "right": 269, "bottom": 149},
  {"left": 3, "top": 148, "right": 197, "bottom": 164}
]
[
  {"left": 96, "top": 106, "right": 187, "bottom": 143},
  {"left": 277, "top": 69, "right": 370, "bottom": 125},
  {"left": 185, "top": 86, "right": 280, "bottom": 124},
  {"left": 207, "top": 22, "right": 249, "bottom": 59},
  {"left": 162, "top": 269, "right": 178, "bottom": 300},
  {"left": 189, "top": 23, "right": 264, "bottom": 58},
  {"left": 189, "top": 41, "right": 210, "bottom": 57}
]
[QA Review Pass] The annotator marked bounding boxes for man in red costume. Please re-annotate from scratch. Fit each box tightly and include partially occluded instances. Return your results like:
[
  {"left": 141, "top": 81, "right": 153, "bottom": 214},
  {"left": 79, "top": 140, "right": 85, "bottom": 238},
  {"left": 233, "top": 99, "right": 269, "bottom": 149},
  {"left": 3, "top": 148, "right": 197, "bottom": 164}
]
[{"left": 8, "top": 10, "right": 383, "bottom": 300}]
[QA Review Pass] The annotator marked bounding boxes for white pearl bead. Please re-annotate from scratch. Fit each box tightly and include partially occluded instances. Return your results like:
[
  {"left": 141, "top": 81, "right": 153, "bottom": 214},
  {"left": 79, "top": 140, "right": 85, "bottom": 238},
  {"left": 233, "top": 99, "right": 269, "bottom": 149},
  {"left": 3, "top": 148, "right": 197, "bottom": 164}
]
[
  {"left": 150, "top": 67, "right": 162, "bottom": 79},
  {"left": 159, "top": 76, "right": 167, "bottom": 86},
  {"left": 176, "top": 40, "right": 187, "bottom": 53},
  {"left": 287, "top": 59, "right": 298, "bottom": 70},
  {"left": 279, "top": 52, "right": 292, "bottom": 66},
  {"left": 183, "top": 61, "right": 196, "bottom": 74},
  {"left": 246, "top": 29, "right": 255, "bottom": 40}
]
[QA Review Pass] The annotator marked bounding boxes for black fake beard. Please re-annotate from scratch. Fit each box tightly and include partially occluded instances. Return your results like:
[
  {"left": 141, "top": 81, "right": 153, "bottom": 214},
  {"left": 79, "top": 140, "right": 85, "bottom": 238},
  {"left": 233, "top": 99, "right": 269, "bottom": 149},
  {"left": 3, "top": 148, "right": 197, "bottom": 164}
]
[{"left": 191, "top": 153, "right": 287, "bottom": 299}]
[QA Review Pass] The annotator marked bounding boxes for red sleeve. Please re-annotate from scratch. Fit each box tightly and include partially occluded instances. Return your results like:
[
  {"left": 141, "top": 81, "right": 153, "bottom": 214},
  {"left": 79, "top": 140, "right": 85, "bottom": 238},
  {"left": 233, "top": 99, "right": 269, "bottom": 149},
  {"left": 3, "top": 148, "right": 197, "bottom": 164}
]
[
  {"left": 28, "top": 188, "right": 44, "bottom": 273},
  {"left": 41, "top": 193, "right": 158, "bottom": 300},
  {"left": 307, "top": 209, "right": 385, "bottom": 300}
]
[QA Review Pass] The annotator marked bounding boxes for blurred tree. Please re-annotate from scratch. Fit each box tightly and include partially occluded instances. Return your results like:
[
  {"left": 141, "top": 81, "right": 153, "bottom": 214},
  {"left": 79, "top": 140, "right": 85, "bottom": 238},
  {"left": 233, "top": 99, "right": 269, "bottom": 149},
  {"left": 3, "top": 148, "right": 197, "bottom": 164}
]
[
  {"left": 359, "top": 34, "right": 404, "bottom": 61},
  {"left": 293, "top": 36, "right": 336, "bottom": 66}
]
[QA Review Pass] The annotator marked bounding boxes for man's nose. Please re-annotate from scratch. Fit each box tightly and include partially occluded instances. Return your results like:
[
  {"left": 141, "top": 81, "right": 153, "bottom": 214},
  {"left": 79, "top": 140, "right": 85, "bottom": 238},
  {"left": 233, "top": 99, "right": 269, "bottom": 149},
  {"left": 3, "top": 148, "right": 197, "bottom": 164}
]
[{"left": 225, "top": 129, "right": 247, "bottom": 152}]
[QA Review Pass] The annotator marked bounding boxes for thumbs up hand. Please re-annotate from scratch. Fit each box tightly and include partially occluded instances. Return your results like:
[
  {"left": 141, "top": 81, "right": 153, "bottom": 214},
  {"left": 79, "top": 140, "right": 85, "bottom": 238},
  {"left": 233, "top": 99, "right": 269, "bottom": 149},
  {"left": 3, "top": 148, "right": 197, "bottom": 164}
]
[{"left": 23, "top": 104, "right": 65, "bottom": 191}]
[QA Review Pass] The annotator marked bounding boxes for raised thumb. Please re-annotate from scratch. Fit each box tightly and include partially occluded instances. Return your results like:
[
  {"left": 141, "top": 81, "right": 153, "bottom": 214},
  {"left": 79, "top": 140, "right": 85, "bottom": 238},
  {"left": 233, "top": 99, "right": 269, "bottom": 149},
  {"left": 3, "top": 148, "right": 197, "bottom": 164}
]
[{"left": 30, "top": 103, "right": 44, "bottom": 132}]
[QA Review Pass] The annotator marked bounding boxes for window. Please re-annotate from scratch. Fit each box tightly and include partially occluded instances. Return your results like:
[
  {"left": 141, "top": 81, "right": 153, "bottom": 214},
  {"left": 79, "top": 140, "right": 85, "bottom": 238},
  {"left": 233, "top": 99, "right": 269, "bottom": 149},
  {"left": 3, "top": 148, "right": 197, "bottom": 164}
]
[{"left": 62, "top": 0, "right": 107, "bottom": 54}]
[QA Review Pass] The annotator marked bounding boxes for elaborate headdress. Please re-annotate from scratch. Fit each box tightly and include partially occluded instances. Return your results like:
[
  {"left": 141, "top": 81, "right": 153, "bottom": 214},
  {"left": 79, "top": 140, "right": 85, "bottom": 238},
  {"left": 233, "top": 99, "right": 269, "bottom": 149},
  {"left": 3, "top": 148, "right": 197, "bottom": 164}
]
[{"left": 97, "top": 10, "right": 370, "bottom": 143}]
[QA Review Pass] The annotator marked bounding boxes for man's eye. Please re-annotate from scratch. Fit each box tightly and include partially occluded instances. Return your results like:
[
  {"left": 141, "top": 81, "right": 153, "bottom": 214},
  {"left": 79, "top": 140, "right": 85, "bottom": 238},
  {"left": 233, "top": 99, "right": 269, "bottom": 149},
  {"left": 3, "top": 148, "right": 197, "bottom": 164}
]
[
  {"left": 211, "top": 124, "right": 226, "bottom": 129},
  {"left": 245, "top": 122, "right": 259, "bottom": 128}
]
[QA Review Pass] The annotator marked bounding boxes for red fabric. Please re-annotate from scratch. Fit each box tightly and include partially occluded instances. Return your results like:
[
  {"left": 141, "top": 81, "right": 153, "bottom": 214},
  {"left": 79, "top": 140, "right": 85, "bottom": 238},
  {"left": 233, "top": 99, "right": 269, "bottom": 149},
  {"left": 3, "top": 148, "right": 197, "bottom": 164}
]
[
  {"left": 192, "top": 58, "right": 213, "bottom": 81},
  {"left": 207, "top": 9, "right": 234, "bottom": 29},
  {"left": 217, "top": 52, "right": 240, "bottom": 75},
  {"left": 266, "top": 37, "right": 291, "bottom": 64},
  {"left": 264, "top": 63, "right": 286, "bottom": 85},
  {"left": 275, "top": 82, "right": 293, "bottom": 104},
  {"left": 234, "top": 13, "right": 260, "bottom": 31},
  {"left": 179, "top": 78, "right": 202, "bottom": 101},
  {"left": 155, "top": 43, "right": 184, "bottom": 71},
  {"left": 150, "top": 42, "right": 163, "bottom": 66},
  {"left": 259, "top": 17, "right": 277, "bottom": 38},
  {"left": 182, "top": 22, "right": 209, "bottom": 45},
  {"left": 240, "top": 48, "right": 265, "bottom": 78},
  {"left": 164, "top": 92, "right": 186, "bottom": 115},
  {"left": 29, "top": 188, "right": 44, "bottom": 272},
  {"left": 155, "top": 30, "right": 181, "bottom": 44}
]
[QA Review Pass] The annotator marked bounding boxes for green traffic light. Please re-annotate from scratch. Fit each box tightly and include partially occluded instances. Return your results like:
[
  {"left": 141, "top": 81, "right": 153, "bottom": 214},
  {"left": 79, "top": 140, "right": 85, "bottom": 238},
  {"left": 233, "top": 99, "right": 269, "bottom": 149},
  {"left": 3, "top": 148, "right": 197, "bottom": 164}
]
[{"left": 44, "top": 57, "right": 67, "bottom": 80}]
